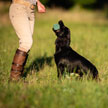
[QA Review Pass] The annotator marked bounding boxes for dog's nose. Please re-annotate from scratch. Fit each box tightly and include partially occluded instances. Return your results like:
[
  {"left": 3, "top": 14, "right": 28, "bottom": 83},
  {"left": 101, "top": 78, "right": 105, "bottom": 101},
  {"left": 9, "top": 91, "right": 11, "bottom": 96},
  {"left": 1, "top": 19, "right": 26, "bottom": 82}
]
[{"left": 53, "top": 24, "right": 60, "bottom": 31}]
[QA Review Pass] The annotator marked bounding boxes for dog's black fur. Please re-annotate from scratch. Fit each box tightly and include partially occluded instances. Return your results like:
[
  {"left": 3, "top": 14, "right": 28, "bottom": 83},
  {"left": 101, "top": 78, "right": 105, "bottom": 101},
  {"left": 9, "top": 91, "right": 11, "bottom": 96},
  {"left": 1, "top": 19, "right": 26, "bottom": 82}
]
[{"left": 53, "top": 20, "right": 98, "bottom": 79}]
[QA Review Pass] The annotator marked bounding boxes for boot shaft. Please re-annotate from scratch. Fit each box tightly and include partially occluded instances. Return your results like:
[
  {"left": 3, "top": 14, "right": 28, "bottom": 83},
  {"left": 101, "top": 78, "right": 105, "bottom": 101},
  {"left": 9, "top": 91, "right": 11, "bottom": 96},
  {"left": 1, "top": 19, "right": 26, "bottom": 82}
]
[{"left": 10, "top": 49, "right": 28, "bottom": 81}]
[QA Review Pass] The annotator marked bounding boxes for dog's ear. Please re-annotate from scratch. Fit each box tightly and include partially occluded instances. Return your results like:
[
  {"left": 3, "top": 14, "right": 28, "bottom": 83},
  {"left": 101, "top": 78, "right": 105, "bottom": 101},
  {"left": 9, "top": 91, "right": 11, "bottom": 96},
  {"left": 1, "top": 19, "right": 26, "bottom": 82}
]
[
  {"left": 52, "top": 28, "right": 55, "bottom": 32},
  {"left": 58, "top": 20, "right": 64, "bottom": 28}
]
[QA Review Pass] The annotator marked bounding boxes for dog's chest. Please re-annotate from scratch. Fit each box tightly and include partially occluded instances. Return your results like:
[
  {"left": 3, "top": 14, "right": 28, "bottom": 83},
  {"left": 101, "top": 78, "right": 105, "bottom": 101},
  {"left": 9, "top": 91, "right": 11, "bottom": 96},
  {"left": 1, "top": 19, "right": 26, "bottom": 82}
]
[{"left": 56, "top": 37, "right": 68, "bottom": 46}]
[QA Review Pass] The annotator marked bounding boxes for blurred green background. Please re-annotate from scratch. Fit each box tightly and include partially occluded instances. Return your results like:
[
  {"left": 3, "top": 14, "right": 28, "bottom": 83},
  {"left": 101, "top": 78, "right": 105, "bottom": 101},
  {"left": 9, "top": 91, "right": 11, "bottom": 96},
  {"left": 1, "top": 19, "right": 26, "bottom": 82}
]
[
  {"left": 2, "top": 0, "right": 108, "bottom": 9},
  {"left": 1, "top": 0, "right": 108, "bottom": 18}
]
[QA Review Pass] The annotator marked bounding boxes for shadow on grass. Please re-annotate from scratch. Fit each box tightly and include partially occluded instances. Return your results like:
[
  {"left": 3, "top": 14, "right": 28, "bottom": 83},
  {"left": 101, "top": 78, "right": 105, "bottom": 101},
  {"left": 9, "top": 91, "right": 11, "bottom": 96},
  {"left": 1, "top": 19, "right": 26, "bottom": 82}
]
[{"left": 23, "top": 54, "right": 53, "bottom": 77}]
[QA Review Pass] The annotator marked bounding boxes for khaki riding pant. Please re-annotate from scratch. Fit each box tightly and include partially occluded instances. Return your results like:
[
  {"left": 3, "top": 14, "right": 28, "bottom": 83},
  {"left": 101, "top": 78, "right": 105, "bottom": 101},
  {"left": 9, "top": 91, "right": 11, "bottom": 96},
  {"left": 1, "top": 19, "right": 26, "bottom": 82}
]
[{"left": 9, "top": 3, "right": 35, "bottom": 52}]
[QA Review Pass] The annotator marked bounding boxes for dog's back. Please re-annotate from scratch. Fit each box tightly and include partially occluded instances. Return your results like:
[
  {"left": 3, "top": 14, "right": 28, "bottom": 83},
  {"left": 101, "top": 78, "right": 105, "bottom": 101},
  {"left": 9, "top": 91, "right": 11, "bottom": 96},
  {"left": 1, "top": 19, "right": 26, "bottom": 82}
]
[{"left": 54, "top": 46, "right": 98, "bottom": 79}]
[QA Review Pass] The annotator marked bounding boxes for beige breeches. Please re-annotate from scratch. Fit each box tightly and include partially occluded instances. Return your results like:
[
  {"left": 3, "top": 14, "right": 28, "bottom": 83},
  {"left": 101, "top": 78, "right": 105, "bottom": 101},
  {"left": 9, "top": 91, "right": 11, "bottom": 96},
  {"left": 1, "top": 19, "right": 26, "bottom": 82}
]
[{"left": 9, "top": 3, "right": 35, "bottom": 52}]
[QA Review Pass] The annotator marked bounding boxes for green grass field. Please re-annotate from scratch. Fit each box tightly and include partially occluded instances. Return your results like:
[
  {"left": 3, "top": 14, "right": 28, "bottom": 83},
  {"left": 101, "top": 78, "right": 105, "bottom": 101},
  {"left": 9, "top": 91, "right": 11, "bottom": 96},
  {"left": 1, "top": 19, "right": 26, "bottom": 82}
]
[{"left": 0, "top": 3, "right": 108, "bottom": 108}]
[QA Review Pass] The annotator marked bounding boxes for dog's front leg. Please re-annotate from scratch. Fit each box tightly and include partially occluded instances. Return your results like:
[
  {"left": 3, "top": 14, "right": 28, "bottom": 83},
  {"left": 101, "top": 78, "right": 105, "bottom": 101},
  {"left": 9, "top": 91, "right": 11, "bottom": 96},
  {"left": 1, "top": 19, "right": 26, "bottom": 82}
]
[{"left": 57, "top": 68, "right": 62, "bottom": 80}]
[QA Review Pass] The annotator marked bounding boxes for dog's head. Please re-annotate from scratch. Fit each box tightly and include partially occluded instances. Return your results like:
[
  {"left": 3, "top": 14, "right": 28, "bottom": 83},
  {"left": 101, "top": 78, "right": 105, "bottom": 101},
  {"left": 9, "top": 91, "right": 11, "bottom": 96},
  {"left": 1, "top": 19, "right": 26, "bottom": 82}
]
[
  {"left": 53, "top": 20, "right": 66, "bottom": 37},
  {"left": 52, "top": 20, "right": 71, "bottom": 52},
  {"left": 52, "top": 20, "right": 70, "bottom": 40}
]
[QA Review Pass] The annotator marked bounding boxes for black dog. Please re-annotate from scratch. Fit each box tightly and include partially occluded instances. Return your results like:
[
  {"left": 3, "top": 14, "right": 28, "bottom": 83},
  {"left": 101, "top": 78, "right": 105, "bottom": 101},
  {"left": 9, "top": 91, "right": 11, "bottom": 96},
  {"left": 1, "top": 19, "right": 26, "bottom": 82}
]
[{"left": 53, "top": 20, "right": 98, "bottom": 80}]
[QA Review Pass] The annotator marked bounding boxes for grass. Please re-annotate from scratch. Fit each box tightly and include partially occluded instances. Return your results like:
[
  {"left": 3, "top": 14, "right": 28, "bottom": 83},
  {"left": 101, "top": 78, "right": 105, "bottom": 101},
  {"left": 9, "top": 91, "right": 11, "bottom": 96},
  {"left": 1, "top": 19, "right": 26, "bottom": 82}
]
[{"left": 0, "top": 2, "right": 108, "bottom": 108}]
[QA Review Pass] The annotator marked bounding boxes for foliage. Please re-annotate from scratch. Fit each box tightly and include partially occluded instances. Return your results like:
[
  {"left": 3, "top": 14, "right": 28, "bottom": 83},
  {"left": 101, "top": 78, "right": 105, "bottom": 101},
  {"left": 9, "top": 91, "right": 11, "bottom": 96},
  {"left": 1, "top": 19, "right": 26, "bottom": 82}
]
[
  {"left": 40, "top": 0, "right": 49, "bottom": 6},
  {"left": 73, "top": 0, "right": 97, "bottom": 5},
  {"left": 1, "top": 0, "right": 107, "bottom": 9},
  {"left": 46, "top": 0, "right": 74, "bottom": 9}
]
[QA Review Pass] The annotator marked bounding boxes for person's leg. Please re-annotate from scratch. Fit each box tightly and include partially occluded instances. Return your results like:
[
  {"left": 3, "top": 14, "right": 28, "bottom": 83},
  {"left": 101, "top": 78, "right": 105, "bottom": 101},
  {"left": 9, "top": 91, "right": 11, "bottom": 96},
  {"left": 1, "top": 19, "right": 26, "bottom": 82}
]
[
  {"left": 9, "top": 3, "right": 33, "bottom": 52},
  {"left": 9, "top": 3, "right": 33, "bottom": 81},
  {"left": 27, "top": 6, "right": 35, "bottom": 35}
]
